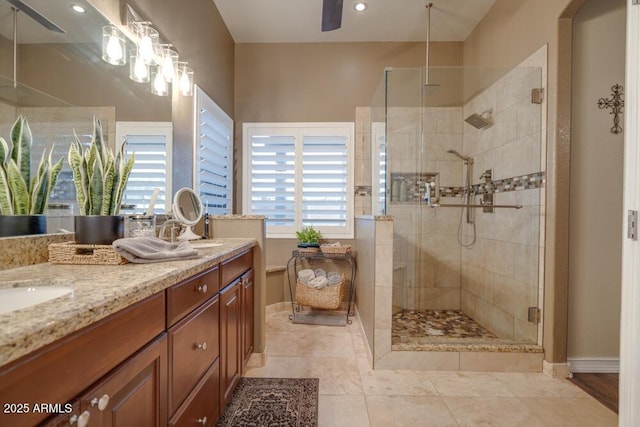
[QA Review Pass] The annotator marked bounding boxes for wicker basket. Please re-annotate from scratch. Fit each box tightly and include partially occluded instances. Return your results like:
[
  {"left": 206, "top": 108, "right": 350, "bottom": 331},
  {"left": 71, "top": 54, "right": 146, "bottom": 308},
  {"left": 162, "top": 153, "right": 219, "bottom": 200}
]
[
  {"left": 295, "top": 274, "right": 345, "bottom": 310},
  {"left": 320, "top": 244, "right": 351, "bottom": 254},
  {"left": 49, "top": 242, "right": 129, "bottom": 265}
]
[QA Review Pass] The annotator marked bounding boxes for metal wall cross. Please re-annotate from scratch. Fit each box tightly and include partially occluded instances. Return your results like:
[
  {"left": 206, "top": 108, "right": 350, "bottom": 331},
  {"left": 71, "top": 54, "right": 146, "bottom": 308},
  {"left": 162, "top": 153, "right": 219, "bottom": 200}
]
[{"left": 597, "top": 84, "right": 624, "bottom": 134}]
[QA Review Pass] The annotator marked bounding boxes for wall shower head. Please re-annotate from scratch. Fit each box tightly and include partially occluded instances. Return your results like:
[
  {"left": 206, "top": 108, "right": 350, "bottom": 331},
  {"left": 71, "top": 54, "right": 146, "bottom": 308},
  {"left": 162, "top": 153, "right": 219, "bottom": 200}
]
[
  {"left": 447, "top": 149, "right": 473, "bottom": 163},
  {"left": 464, "top": 110, "right": 493, "bottom": 129}
]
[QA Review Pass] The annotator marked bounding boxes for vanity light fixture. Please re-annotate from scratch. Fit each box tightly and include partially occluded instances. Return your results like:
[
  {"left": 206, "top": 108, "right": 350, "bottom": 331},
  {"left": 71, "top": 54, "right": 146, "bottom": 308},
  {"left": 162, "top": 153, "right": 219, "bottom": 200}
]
[
  {"left": 129, "top": 48, "right": 149, "bottom": 83},
  {"left": 178, "top": 62, "right": 194, "bottom": 96},
  {"left": 160, "top": 45, "right": 178, "bottom": 82},
  {"left": 101, "top": 25, "right": 126, "bottom": 66},
  {"left": 150, "top": 65, "right": 169, "bottom": 96},
  {"left": 134, "top": 22, "right": 159, "bottom": 65},
  {"left": 354, "top": 2, "right": 367, "bottom": 12}
]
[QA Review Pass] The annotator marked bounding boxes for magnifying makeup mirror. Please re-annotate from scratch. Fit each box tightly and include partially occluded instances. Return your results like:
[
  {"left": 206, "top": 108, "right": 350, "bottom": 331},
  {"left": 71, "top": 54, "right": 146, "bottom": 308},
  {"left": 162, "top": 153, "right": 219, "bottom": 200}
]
[{"left": 172, "top": 188, "right": 203, "bottom": 241}]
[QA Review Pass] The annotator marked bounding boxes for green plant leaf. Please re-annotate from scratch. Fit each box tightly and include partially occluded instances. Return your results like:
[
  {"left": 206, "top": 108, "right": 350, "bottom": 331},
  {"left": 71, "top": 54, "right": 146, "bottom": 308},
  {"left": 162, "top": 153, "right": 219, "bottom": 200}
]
[
  {"left": 0, "top": 137, "right": 8, "bottom": 166},
  {"left": 0, "top": 167, "right": 13, "bottom": 215},
  {"left": 6, "top": 159, "right": 29, "bottom": 214},
  {"left": 89, "top": 155, "right": 104, "bottom": 215},
  {"left": 110, "top": 150, "right": 135, "bottom": 215},
  {"left": 68, "top": 140, "right": 88, "bottom": 215},
  {"left": 46, "top": 151, "right": 64, "bottom": 213},
  {"left": 10, "top": 116, "right": 31, "bottom": 187},
  {"left": 29, "top": 155, "right": 49, "bottom": 215},
  {"left": 100, "top": 153, "right": 115, "bottom": 215}
]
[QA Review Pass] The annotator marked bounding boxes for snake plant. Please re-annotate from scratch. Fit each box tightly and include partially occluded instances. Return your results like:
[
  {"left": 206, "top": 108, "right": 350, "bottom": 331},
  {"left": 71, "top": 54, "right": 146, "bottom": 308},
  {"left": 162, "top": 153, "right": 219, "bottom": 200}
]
[
  {"left": 68, "top": 116, "right": 135, "bottom": 216},
  {"left": 0, "top": 116, "right": 64, "bottom": 215}
]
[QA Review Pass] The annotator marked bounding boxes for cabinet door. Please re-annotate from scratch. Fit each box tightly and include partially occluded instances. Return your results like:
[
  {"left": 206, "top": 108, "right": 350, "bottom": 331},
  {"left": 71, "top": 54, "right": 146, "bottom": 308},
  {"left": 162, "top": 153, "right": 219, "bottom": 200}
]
[
  {"left": 78, "top": 334, "right": 168, "bottom": 427},
  {"left": 168, "top": 294, "right": 220, "bottom": 414},
  {"left": 219, "top": 279, "right": 241, "bottom": 407},
  {"left": 241, "top": 268, "right": 255, "bottom": 372}
]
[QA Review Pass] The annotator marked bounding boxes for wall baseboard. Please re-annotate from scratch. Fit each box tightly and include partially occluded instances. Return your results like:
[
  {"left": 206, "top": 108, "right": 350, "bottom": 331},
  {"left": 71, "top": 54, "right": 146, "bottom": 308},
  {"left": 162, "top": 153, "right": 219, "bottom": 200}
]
[{"left": 568, "top": 358, "right": 620, "bottom": 373}]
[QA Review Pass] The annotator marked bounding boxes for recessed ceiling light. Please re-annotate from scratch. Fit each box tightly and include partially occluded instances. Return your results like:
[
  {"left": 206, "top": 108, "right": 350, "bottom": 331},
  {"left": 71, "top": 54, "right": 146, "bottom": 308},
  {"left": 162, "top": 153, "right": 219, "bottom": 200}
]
[
  {"left": 354, "top": 2, "right": 367, "bottom": 12},
  {"left": 71, "top": 4, "right": 86, "bottom": 14}
]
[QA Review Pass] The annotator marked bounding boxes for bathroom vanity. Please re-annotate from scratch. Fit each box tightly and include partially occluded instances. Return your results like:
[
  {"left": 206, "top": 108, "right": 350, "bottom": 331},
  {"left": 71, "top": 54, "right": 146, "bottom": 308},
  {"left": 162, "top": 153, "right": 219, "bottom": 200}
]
[{"left": 0, "top": 239, "right": 256, "bottom": 426}]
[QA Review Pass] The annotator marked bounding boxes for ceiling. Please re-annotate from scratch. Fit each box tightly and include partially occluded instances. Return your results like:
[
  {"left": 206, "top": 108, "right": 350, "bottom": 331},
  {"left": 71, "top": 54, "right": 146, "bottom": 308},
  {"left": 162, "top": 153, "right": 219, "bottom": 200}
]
[
  {"left": 212, "top": 0, "right": 497, "bottom": 43},
  {"left": 0, "top": 0, "right": 106, "bottom": 44}
]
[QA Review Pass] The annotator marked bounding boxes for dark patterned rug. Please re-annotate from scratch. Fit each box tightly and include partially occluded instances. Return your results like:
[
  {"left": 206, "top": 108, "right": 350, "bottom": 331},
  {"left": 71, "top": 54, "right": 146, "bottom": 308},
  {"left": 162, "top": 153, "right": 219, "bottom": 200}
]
[{"left": 217, "top": 377, "right": 319, "bottom": 427}]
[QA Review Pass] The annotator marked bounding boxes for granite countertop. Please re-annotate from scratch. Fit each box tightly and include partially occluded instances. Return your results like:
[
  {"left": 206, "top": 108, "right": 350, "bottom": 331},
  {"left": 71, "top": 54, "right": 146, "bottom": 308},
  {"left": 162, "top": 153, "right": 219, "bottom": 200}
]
[{"left": 0, "top": 238, "right": 256, "bottom": 368}]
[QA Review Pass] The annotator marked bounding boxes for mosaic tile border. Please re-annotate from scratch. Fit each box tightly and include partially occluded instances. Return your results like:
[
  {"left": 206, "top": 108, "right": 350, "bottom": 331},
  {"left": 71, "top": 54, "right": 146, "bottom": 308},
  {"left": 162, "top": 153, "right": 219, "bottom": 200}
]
[{"left": 389, "top": 171, "right": 545, "bottom": 203}]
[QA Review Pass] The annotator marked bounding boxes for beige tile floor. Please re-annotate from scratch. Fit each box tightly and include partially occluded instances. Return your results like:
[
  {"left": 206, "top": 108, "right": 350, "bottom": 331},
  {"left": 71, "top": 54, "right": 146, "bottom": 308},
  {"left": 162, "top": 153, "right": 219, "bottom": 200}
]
[{"left": 244, "top": 310, "right": 618, "bottom": 427}]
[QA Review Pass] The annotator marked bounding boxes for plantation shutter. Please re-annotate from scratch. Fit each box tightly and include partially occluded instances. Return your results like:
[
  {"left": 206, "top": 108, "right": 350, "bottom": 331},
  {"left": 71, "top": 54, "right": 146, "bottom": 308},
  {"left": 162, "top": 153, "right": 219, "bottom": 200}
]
[
  {"left": 195, "top": 87, "right": 233, "bottom": 215},
  {"left": 249, "top": 132, "right": 296, "bottom": 228},
  {"left": 116, "top": 122, "right": 172, "bottom": 214},
  {"left": 302, "top": 134, "right": 348, "bottom": 228},
  {"left": 243, "top": 123, "right": 354, "bottom": 238}
]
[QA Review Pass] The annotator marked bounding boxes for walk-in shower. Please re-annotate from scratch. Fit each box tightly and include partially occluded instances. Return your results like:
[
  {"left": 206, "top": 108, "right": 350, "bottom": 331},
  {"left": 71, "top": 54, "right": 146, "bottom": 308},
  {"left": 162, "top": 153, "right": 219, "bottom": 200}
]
[{"left": 368, "top": 57, "right": 546, "bottom": 359}]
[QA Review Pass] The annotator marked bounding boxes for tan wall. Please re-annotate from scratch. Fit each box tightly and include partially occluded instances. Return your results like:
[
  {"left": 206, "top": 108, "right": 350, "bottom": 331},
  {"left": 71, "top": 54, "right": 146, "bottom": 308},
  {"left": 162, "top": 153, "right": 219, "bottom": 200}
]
[
  {"left": 234, "top": 41, "right": 462, "bottom": 212},
  {"left": 464, "top": 0, "right": 583, "bottom": 363},
  {"left": 129, "top": 0, "right": 235, "bottom": 192},
  {"left": 568, "top": 0, "right": 625, "bottom": 361}
]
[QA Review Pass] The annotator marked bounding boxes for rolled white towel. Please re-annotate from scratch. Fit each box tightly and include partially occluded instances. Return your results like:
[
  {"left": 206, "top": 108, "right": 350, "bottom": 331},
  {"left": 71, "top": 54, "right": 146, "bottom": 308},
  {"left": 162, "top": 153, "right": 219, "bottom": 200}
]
[
  {"left": 308, "top": 276, "right": 328, "bottom": 289},
  {"left": 298, "top": 269, "right": 315, "bottom": 284},
  {"left": 327, "top": 272, "right": 342, "bottom": 286},
  {"left": 314, "top": 268, "right": 327, "bottom": 277}
]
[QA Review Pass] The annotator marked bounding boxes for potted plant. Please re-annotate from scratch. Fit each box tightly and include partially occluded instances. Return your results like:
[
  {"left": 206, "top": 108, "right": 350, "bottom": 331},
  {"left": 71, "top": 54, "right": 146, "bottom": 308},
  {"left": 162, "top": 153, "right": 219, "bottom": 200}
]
[
  {"left": 68, "top": 116, "right": 135, "bottom": 245},
  {"left": 0, "top": 116, "right": 64, "bottom": 237},
  {"left": 296, "top": 226, "right": 323, "bottom": 253}
]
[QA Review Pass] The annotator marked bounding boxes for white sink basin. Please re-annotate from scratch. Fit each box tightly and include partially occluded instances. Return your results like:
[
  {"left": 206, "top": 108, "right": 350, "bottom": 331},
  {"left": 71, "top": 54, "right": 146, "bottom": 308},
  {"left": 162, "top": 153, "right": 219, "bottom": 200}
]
[
  {"left": 189, "top": 240, "right": 224, "bottom": 249},
  {"left": 0, "top": 286, "right": 74, "bottom": 315}
]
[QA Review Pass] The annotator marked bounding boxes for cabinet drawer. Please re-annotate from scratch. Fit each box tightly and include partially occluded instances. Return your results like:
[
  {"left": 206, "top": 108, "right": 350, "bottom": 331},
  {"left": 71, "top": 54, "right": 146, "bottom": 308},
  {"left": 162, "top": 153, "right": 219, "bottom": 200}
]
[
  {"left": 169, "top": 358, "right": 220, "bottom": 427},
  {"left": 0, "top": 293, "right": 165, "bottom": 426},
  {"left": 169, "top": 295, "right": 220, "bottom": 413},
  {"left": 220, "top": 250, "right": 253, "bottom": 286},
  {"left": 167, "top": 266, "right": 219, "bottom": 326}
]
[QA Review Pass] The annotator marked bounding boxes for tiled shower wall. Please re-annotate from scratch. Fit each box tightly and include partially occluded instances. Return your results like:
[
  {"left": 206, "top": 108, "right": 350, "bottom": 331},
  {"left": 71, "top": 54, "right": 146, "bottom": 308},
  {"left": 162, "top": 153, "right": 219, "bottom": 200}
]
[
  {"left": 355, "top": 46, "right": 547, "bottom": 345},
  {"left": 460, "top": 47, "right": 547, "bottom": 343}
]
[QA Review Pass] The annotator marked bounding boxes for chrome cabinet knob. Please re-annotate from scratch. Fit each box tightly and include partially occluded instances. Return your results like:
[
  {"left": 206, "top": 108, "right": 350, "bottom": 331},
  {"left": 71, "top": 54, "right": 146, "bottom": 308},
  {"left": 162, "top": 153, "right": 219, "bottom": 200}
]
[
  {"left": 197, "top": 416, "right": 207, "bottom": 425},
  {"left": 197, "top": 284, "right": 208, "bottom": 293},
  {"left": 90, "top": 394, "right": 110, "bottom": 411},
  {"left": 195, "top": 342, "right": 207, "bottom": 351}
]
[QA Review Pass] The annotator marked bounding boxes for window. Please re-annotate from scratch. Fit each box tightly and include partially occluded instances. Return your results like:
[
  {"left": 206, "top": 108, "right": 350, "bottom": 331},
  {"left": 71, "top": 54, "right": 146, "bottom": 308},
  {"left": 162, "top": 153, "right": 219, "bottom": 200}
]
[
  {"left": 243, "top": 123, "right": 354, "bottom": 238},
  {"left": 194, "top": 86, "right": 233, "bottom": 215},
  {"left": 116, "top": 122, "right": 172, "bottom": 214}
]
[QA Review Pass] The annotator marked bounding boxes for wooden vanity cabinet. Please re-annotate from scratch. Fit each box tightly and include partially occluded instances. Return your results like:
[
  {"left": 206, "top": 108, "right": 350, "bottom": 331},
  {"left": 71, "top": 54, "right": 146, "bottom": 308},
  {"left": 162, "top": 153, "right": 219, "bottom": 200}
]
[
  {"left": 219, "top": 279, "right": 242, "bottom": 407},
  {"left": 241, "top": 268, "right": 255, "bottom": 371},
  {"left": 76, "top": 334, "right": 168, "bottom": 426},
  {"left": 219, "top": 250, "right": 254, "bottom": 408},
  {"left": 0, "top": 293, "right": 165, "bottom": 427}
]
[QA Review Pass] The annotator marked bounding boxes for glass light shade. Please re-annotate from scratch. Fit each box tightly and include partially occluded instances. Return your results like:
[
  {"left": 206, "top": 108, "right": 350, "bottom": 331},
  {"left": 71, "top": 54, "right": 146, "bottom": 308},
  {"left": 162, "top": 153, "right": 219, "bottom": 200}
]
[
  {"left": 102, "top": 26, "right": 126, "bottom": 66},
  {"left": 160, "top": 46, "right": 179, "bottom": 83},
  {"left": 150, "top": 66, "right": 169, "bottom": 96},
  {"left": 129, "top": 49, "right": 149, "bottom": 83},
  {"left": 136, "top": 23, "right": 159, "bottom": 65},
  {"left": 179, "top": 64, "right": 194, "bottom": 96}
]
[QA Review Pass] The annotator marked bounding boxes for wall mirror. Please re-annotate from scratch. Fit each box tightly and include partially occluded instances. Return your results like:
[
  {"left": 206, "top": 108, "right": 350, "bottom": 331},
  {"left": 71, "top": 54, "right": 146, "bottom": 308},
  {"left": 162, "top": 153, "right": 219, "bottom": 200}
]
[{"left": 0, "top": 0, "right": 173, "bottom": 235}]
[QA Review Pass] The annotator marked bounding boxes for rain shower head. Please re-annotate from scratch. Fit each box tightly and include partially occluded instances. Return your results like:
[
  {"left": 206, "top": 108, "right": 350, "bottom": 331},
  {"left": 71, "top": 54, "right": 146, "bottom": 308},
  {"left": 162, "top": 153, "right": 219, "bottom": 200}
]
[{"left": 464, "top": 110, "right": 493, "bottom": 129}]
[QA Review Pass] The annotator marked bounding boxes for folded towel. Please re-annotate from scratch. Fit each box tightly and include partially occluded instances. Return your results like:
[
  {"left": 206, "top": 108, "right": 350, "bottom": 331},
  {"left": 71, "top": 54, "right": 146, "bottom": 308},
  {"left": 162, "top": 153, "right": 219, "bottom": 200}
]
[
  {"left": 314, "top": 268, "right": 327, "bottom": 277},
  {"left": 112, "top": 237, "right": 199, "bottom": 263},
  {"left": 327, "top": 272, "right": 342, "bottom": 286},
  {"left": 308, "top": 276, "right": 328, "bottom": 289},
  {"left": 298, "top": 269, "right": 315, "bottom": 284}
]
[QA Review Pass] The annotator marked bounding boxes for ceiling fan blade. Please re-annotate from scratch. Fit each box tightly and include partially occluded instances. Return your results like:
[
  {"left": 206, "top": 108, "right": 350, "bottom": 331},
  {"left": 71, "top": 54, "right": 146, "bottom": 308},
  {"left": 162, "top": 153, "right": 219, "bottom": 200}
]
[
  {"left": 5, "top": 0, "right": 66, "bottom": 33},
  {"left": 321, "top": 0, "right": 343, "bottom": 32}
]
